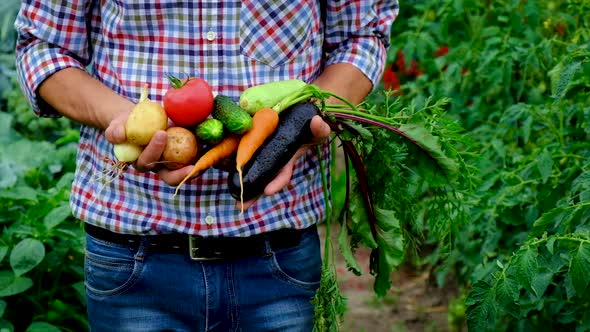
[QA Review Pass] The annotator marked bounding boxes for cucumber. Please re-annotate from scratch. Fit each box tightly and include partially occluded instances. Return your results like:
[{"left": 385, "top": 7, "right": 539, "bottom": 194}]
[
  {"left": 195, "top": 118, "right": 225, "bottom": 144},
  {"left": 239, "top": 79, "right": 307, "bottom": 115},
  {"left": 227, "top": 102, "right": 320, "bottom": 201},
  {"left": 212, "top": 95, "right": 253, "bottom": 134}
]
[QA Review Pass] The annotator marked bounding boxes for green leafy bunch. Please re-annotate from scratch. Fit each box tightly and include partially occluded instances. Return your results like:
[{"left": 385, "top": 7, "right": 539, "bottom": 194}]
[{"left": 312, "top": 91, "right": 477, "bottom": 331}]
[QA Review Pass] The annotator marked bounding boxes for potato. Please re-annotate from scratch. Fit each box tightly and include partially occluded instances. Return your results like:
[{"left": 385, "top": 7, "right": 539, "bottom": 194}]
[
  {"left": 125, "top": 85, "right": 169, "bottom": 146},
  {"left": 113, "top": 143, "right": 143, "bottom": 162},
  {"left": 161, "top": 127, "right": 199, "bottom": 170}
]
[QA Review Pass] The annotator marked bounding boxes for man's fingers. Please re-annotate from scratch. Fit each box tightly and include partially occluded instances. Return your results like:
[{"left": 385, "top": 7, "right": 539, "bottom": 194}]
[
  {"left": 263, "top": 148, "right": 307, "bottom": 196},
  {"left": 238, "top": 196, "right": 261, "bottom": 211},
  {"left": 309, "top": 115, "right": 331, "bottom": 144},
  {"left": 133, "top": 130, "right": 167, "bottom": 172},
  {"left": 104, "top": 110, "right": 132, "bottom": 144},
  {"left": 157, "top": 164, "right": 194, "bottom": 186},
  {"left": 264, "top": 163, "right": 295, "bottom": 196},
  {"left": 105, "top": 120, "right": 126, "bottom": 144}
]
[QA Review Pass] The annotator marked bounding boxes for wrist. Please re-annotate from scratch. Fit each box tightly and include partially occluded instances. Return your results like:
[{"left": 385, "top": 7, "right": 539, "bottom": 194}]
[{"left": 312, "top": 63, "right": 372, "bottom": 105}]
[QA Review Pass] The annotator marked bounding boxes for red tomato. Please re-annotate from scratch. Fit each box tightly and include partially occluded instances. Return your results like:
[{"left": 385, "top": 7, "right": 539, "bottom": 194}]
[
  {"left": 163, "top": 76, "right": 214, "bottom": 127},
  {"left": 434, "top": 45, "right": 449, "bottom": 57},
  {"left": 382, "top": 65, "right": 400, "bottom": 91}
]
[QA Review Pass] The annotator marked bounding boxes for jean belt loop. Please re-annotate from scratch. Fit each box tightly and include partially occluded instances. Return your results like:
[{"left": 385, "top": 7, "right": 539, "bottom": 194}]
[
  {"left": 263, "top": 233, "right": 273, "bottom": 255},
  {"left": 133, "top": 236, "right": 148, "bottom": 262}
]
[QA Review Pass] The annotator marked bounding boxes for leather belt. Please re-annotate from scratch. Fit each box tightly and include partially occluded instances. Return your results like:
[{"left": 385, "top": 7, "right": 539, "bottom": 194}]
[{"left": 84, "top": 223, "right": 311, "bottom": 261}]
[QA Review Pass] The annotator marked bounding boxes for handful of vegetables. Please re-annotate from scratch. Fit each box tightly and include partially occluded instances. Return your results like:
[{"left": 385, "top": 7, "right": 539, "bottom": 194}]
[{"left": 104, "top": 77, "right": 469, "bottom": 332}]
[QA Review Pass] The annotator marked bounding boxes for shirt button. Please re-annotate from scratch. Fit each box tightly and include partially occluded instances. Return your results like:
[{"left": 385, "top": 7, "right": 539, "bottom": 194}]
[
  {"left": 206, "top": 31, "right": 216, "bottom": 41},
  {"left": 205, "top": 215, "right": 215, "bottom": 225}
]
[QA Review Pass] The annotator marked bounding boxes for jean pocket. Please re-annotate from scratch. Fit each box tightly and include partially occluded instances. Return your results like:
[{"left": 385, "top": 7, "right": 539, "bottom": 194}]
[
  {"left": 239, "top": 0, "right": 314, "bottom": 67},
  {"left": 84, "top": 234, "right": 145, "bottom": 297},
  {"left": 269, "top": 227, "right": 322, "bottom": 290}
]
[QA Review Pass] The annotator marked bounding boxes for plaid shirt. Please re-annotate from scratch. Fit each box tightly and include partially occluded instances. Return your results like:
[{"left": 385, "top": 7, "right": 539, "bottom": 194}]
[{"left": 15, "top": 0, "right": 398, "bottom": 237}]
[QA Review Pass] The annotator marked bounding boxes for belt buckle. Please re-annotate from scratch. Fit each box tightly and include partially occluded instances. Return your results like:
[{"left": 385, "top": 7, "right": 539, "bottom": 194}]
[{"left": 188, "top": 236, "right": 221, "bottom": 261}]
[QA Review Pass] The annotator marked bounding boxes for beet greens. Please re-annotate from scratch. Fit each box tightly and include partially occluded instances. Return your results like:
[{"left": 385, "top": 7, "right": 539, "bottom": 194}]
[{"left": 286, "top": 85, "right": 475, "bottom": 331}]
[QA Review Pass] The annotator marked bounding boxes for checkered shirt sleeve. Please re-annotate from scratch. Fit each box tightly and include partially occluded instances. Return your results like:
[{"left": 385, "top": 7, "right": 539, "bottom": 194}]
[{"left": 323, "top": 0, "right": 399, "bottom": 87}]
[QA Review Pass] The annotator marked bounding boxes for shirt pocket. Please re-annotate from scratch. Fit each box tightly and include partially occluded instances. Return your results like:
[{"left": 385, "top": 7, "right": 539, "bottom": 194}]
[{"left": 239, "top": 0, "right": 314, "bottom": 68}]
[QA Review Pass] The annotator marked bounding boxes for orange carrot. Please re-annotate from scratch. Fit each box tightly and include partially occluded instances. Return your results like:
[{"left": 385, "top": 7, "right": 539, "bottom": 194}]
[
  {"left": 174, "top": 135, "right": 240, "bottom": 196},
  {"left": 235, "top": 107, "right": 280, "bottom": 212},
  {"left": 236, "top": 108, "right": 280, "bottom": 168}
]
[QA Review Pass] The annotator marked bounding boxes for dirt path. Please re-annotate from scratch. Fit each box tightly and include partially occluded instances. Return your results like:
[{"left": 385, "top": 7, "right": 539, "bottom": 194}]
[{"left": 318, "top": 225, "right": 459, "bottom": 332}]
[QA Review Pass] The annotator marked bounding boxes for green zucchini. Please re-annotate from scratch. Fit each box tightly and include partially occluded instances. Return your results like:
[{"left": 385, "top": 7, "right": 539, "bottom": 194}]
[
  {"left": 239, "top": 79, "right": 307, "bottom": 115},
  {"left": 212, "top": 95, "right": 253, "bottom": 134},
  {"left": 195, "top": 118, "right": 225, "bottom": 144}
]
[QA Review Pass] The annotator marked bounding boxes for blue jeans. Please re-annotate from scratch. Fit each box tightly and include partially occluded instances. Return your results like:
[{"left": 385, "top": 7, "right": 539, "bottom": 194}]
[{"left": 84, "top": 226, "right": 321, "bottom": 332}]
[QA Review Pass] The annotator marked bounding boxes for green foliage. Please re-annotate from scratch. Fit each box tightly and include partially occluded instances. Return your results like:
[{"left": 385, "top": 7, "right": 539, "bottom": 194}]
[
  {"left": 358, "top": 95, "right": 475, "bottom": 292},
  {"left": 0, "top": 0, "right": 19, "bottom": 103},
  {"left": 386, "top": 0, "right": 590, "bottom": 330},
  {"left": 0, "top": 10, "right": 84, "bottom": 326},
  {"left": 0, "top": 109, "right": 85, "bottom": 332},
  {"left": 3, "top": 78, "right": 79, "bottom": 143}
]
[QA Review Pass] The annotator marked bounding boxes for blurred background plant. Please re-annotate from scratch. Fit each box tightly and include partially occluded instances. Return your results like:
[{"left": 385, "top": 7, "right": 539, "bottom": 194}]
[
  {"left": 1, "top": 1, "right": 85, "bottom": 331},
  {"left": 374, "top": 0, "right": 590, "bottom": 330}
]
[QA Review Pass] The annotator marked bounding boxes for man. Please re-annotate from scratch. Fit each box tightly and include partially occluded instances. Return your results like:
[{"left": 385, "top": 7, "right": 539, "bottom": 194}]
[{"left": 15, "top": 0, "right": 397, "bottom": 331}]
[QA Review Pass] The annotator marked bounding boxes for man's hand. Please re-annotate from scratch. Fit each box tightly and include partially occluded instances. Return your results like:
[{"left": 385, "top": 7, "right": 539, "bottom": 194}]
[
  {"left": 38, "top": 68, "right": 198, "bottom": 187},
  {"left": 237, "top": 63, "right": 373, "bottom": 211},
  {"left": 239, "top": 115, "right": 331, "bottom": 210},
  {"left": 104, "top": 110, "right": 194, "bottom": 186},
  {"left": 263, "top": 115, "right": 331, "bottom": 194}
]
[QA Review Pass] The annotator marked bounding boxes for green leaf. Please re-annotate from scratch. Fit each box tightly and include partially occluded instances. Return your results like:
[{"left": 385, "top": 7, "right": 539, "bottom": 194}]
[
  {"left": 0, "top": 186, "right": 38, "bottom": 201},
  {"left": 10, "top": 239, "right": 45, "bottom": 276},
  {"left": 513, "top": 247, "right": 538, "bottom": 293},
  {"left": 465, "top": 280, "right": 490, "bottom": 306},
  {"left": 530, "top": 269, "right": 554, "bottom": 299},
  {"left": 528, "top": 206, "right": 573, "bottom": 239},
  {"left": 337, "top": 224, "right": 362, "bottom": 276},
  {"left": 0, "top": 247, "right": 8, "bottom": 265},
  {"left": 536, "top": 149, "right": 553, "bottom": 184},
  {"left": 494, "top": 276, "right": 519, "bottom": 308},
  {"left": 371, "top": 207, "right": 404, "bottom": 296},
  {"left": 43, "top": 204, "right": 72, "bottom": 230},
  {"left": 546, "top": 237, "right": 556, "bottom": 255},
  {"left": 521, "top": 114, "right": 533, "bottom": 144},
  {"left": 72, "top": 281, "right": 87, "bottom": 306},
  {"left": 0, "top": 275, "right": 33, "bottom": 297},
  {"left": 0, "top": 112, "right": 15, "bottom": 145},
  {"left": 0, "top": 163, "right": 16, "bottom": 189},
  {"left": 548, "top": 61, "right": 564, "bottom": 97},
  {"left": 551, "top": 61, "right": 581, "bottom": 100},
  {"left": 572, "top": 172, "right": 590, "bottom": 193},
  {"left": 0, "top": 319, "right": 14, "bottom": 332},
  {"left": 348, "top": 185, "right": 378, "bottom": 249},
  {"left": 466, "top": 280, "right": 497, "bottom": 332},
  {"left": 399, "top": 123, "right": 459, "bottom": 181},
  {"left": 342, "top": 121, "right": 374, "bottom": 153},
  {"left": 568, "top": 242, "right": 590, "bottom": 295},
  {"left": 0, "top": 300, "right": 6, "bottom": 317},
  {"left": 25, "top": 322, "right": 61, "bottom": 332}
]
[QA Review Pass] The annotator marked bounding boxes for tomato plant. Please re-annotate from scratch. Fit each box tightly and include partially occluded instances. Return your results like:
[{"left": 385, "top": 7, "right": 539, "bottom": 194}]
[
  {"left": 163, "top": 76, "right": 214, "bottom": 127},
  {"left": 377, "top": 0, "right": 590, "bottom": 330}
]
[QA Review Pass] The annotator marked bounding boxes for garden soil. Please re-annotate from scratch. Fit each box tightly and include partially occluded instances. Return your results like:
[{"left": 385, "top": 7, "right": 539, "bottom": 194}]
[{"left": 318, "top": 225, "right": 460, "bottom": 332}]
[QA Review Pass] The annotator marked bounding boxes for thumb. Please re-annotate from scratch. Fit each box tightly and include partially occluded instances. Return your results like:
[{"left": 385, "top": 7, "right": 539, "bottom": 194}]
[
  {"left": 105, "top": 114, "right": 128, "bottom": 144},
  {"left": 309, "top": 115, "right": 331, "bottom": 144}
]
